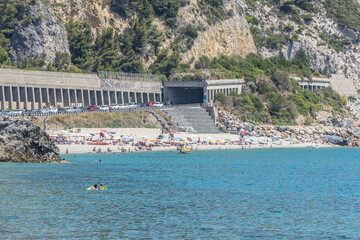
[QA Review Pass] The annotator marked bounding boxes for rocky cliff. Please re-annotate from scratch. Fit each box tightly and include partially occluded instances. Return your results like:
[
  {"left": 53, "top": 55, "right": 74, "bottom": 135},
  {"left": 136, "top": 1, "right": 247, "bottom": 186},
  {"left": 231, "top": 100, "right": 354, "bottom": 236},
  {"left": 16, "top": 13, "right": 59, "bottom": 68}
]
[
  {"left": 48, "top": 0, "right": 256, "bottom": 67},
  {"left": 9, "top": 0, "right": 70, "bottom": 66},
  {"left": 2, "top": 0, "right": 360, "bottom": 92},
  {"left": 239, "top": 0, "right": 360, "bottom": 91},
  {"left": 0, "top": 116, "right": 66, "bottom": 163}
]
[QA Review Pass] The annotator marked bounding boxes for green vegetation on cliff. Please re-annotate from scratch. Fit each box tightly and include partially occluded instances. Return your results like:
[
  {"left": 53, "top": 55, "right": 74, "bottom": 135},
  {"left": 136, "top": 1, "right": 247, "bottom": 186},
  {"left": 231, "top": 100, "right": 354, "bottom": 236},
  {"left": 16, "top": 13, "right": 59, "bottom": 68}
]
[
  {"left": 0, "top": 0, "right": 34, "bottom": 64},
  {"left": 207, "top": 51, "right": 345, "bottom": 125}
]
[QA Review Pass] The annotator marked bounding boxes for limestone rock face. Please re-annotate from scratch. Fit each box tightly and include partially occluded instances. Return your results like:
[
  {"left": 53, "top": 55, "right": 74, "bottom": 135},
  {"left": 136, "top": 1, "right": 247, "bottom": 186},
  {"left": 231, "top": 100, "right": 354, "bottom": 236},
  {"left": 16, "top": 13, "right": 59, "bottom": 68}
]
[
  {"left": 0, "top": 116, "right": 66, "bottom": 163},
  {"left": 9, "top": 1, "right": 70, "bottom": 65},
  {"left": 239, "top": 0, "right": 360, "bottom": 93},
  {"left": 180, "top": 0, "right": 256, "bottom": 65},
  {"left": 324, "top": 135, "right": 349, "bottom": 146}
]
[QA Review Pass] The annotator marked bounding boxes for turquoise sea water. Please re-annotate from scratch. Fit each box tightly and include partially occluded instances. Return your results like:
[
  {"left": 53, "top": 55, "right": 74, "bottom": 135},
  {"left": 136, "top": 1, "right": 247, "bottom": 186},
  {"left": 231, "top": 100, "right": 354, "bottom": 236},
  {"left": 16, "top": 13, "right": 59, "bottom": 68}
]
[{"left": 1, "top": 148, "right": 360, "bottom": 239}]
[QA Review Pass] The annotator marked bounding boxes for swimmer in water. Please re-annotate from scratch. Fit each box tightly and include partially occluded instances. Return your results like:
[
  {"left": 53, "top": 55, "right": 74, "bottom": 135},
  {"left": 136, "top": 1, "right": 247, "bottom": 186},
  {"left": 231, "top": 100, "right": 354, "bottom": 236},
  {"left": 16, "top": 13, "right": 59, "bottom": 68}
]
[
  {"left": 99, "top": 183, "right": 107, "bottom": 190},
  {"left": 87, "top": 184, "right": 97, "bottom": 190}
]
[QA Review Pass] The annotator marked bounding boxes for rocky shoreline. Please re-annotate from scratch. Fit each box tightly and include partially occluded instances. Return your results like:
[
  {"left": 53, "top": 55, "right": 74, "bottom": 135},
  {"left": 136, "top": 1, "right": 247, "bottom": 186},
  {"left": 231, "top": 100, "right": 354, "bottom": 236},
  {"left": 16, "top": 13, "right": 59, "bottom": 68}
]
[
  {"left": 218, "top": 110, "right": 360, "bottom": 147},
  {"left": 0, "top": 116, "right": 67, "bottom": 163}
]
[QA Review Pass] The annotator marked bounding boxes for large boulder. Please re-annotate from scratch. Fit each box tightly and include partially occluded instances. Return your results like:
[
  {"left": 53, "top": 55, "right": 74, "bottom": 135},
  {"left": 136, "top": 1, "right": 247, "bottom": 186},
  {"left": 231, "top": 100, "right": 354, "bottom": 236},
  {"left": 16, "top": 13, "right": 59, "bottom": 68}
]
[
  {"left": 0, "top": 116, "right": 66, "bottom": 163},
  {"left": 277, "top": 126, "right": 287, "bottom": 132},
  {"left": 324, "top": 135, "right": 349, "bottom": 146}
]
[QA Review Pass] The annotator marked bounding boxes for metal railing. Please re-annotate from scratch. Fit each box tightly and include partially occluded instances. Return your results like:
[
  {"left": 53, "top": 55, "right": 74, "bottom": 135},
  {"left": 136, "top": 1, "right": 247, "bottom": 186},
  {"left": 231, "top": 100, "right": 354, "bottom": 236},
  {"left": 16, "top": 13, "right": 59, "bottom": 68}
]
[
  {"left": 2, "top": 103, "right": 202, "bottom": 117},
  {"left": 98, "top": 71, "right": 164, "bottom": 82}
]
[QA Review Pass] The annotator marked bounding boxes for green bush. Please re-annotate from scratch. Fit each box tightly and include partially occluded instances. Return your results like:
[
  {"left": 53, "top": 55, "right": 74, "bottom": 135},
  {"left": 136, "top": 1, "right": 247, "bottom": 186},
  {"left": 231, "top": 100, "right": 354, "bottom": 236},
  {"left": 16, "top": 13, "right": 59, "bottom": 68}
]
[
  {"left": 215, "top": 92, "right": 227, "bottom": 104},
  {"left": 0, "top": 46, "right": 8, "bottom": 64}
]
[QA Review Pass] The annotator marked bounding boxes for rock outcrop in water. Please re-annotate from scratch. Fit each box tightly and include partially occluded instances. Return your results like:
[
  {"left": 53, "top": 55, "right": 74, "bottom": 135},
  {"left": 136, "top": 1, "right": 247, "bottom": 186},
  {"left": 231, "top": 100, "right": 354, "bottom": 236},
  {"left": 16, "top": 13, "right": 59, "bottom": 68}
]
[{"left": 0, "top": 116, "right": 66, "bottom": 163}]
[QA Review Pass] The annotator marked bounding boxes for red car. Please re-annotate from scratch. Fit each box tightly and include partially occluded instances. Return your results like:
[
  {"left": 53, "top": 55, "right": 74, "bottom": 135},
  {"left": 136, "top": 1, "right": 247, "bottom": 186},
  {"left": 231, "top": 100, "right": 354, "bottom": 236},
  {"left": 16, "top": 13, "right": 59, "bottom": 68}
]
[
  {"left": 87, "top": 105, "right": 99, "bottom": 110},
  {"left": 147, "top": 101, "right": 155, "bottom": 107}
]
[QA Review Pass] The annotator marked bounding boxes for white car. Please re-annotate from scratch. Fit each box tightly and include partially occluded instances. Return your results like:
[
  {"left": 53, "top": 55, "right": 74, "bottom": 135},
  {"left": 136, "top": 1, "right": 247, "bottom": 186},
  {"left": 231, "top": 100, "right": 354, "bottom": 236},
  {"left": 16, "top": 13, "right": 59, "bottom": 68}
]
[
  {"left": 41, "top": 109, "right": 50, "bottom": 114},
  {"left": 10, "top": 109, "right": 23, "bottom": 116},
  {"left": 153, "top": 102, "right": 163, "bottom": 107},
  {"left": 99, "top": 105, "right": 110, "bottom": 111},
  {"left": 110, "top": 104, "right": 120, "bottom": 110},
  {"left": 129, "top": 102, "right": 137, "bottom": 108},
  {"left": 118, "top": 104, "right": 126, "bottom": 109},
  {"left": 48, "top": 107, "right": 58, "bottom": 113}
]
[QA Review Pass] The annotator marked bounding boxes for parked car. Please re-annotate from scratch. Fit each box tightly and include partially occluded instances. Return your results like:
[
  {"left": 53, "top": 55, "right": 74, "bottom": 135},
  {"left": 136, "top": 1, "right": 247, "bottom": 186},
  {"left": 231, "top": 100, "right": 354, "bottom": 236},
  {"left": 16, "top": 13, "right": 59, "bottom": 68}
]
[
  {"left": 129, "top": 102, "right": 137, "bottom": 108},
  {"left": 147, "top": 101, "right": 155, "bottom": 107},
  {"left": 110, "top": 104, "right": 120, "bottom": 110},
  {"left": 48, "top": 107, "right": 58, "bottom": 113},
  {"left": 41, "top": 109, "right": 50, "bottom": 114},
  {"left": 99, "top": 105, "right": 110, "bottom": 111},
  {"left": 10, "top": 109, "right": 24, "bottom": 116},
  {"left": 65, "top": 107, "right": 76, "bottom": 112},
  {"left": 140, "top": 103, "right": 147, "bottom": 107},
  {"left": 87, "top": 105, "right": 99, "bottom": 111},
  {"left": 58, "top": 108, "right": 67, "bottom": 113},
  {"left": 153, "top": 102, "right": 163, "bottom": 107},
  {"left": 118, "top": 104, "right": 126, "bottom": 109}
]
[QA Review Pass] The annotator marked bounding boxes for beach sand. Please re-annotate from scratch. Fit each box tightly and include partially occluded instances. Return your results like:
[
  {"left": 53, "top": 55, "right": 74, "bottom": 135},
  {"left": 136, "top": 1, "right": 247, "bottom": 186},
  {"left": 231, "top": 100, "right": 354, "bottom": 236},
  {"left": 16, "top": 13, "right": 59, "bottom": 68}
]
[{"left": 56, "top": 127, "right": 331, "bottom": 154}]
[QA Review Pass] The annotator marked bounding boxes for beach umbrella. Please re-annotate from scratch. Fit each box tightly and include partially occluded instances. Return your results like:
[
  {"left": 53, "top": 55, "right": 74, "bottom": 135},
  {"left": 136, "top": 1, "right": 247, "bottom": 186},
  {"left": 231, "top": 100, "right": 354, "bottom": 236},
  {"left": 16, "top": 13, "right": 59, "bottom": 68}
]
[
  {"left": 101, "top": 130, "right": 109, "bottom": 133},
  {"left": 273, "top": 136, "right": 280, "bottom": 141},
  {"left": 110, "top": 131, "right": 116, "bottom": 134},
  {"left": 176, "top": 137, "right": 185, "bottom": 141},
  {"left": 225, "top": 138, "right": 231, "bottom": 141},
  {"left": 241, "top": 131, "right": 248, "bottom": 134}
]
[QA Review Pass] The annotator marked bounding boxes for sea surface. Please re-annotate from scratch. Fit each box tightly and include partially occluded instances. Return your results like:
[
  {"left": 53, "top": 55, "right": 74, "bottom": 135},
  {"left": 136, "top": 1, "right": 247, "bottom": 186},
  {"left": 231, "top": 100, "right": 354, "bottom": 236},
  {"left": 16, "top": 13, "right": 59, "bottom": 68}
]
[{"left": 1, "top": 148, "right": 360, "bottom": 239}]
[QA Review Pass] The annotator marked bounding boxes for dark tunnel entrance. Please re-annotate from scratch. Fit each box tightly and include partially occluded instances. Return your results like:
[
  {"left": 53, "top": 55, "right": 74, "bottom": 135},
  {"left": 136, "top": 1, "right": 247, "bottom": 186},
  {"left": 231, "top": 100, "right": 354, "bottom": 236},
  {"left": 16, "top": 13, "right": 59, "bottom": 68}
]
[{"left": 166, "top": 87, "right": 203, "bottom": 104}]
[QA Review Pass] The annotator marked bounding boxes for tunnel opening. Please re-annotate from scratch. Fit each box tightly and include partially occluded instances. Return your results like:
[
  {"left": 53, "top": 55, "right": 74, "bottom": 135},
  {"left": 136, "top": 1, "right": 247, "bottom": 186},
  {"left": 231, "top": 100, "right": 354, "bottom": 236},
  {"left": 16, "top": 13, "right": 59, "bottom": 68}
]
[{"left": 166, "top": 87, "right": 203, "bottom": 104}]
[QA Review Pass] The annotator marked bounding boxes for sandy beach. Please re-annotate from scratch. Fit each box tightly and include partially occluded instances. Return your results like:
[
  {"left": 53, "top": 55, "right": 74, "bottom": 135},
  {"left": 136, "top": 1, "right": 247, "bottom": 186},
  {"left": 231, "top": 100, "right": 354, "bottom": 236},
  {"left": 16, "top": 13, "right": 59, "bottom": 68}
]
[{"left": 56, "top": 127, "right": 331, "bottom": 154}]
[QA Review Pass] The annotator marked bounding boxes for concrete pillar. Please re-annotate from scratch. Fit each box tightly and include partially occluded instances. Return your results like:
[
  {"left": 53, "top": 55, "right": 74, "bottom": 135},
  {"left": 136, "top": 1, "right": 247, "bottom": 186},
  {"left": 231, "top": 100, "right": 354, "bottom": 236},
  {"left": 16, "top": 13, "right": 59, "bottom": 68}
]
[
  {"left": 8, "top": 86, "right": 13, "bottom": 109},
  {"left": 16, "top": 86, "right": 20, "bottom": 109},
  {"left": 93, "top": 91, "right": 97, "bottom": 106},
  {"left": 0, "top": 86, "right": 4, "bottom": 110},
  {"left": 38, "top": 88, "right": 43, "bottom": 109},
  {"left": 81, "top": 89, "right": 85, "bottom": 107},
  {"left": 31, "top": 87, "right": 35, "bottom": 110},
  {"left": 47, "top": 88, "right": 50, "bottom": 107},
  {"left": 73, "top": 89, "right": 78, "bottom": 107}
]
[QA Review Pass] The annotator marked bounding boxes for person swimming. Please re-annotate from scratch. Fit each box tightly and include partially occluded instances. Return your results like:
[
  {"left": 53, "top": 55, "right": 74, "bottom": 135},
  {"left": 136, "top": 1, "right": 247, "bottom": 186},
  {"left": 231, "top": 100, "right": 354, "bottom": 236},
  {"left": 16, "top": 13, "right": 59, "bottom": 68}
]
[
  {"left": 87, "top": 184, "right": 98, "bottom": 190},
  {"left": 99, "top": 183, "right": 107, "bottom": 190}
]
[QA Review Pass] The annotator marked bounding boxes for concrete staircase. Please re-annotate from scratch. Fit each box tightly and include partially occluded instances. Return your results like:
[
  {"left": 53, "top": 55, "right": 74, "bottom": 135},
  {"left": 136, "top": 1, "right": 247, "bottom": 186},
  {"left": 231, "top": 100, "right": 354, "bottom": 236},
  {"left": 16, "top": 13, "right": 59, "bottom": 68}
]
[{"left": 164, "top": 107, "right": 222, "bottom": 134}]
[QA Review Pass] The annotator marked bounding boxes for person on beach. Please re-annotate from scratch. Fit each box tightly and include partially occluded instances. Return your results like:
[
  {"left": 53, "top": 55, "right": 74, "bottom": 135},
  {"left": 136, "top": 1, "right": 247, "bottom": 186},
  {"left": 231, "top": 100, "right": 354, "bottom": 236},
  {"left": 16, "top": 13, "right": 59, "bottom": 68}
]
[{"left": 66, "top": 148, "right": 69, "bottom": 154}]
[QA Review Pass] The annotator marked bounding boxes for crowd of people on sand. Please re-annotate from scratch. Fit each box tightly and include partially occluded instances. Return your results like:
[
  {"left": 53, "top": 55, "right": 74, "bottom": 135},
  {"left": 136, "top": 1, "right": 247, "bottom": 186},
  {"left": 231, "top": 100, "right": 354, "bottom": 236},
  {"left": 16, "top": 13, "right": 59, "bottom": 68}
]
[{"left": 61, "top": 131, "right": 281, "bottom": 155}]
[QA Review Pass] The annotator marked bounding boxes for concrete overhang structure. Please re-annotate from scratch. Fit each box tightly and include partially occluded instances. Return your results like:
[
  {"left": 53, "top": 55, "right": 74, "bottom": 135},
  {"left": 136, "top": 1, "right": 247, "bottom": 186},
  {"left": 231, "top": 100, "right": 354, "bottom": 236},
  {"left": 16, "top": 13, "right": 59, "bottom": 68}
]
[
  {"left": 292, "top": 77, "right": 330, "bottom": 91},
  {"left": 0, "top": 68, "right": 163, "bottom": 110},
  {"left": 164, "top": 79, "right": 244, "bottom": 104}
]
